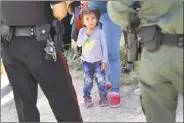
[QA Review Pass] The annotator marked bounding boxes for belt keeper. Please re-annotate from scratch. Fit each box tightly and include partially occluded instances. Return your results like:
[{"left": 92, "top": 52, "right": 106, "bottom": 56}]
[
  {"left": 31, "top": 28, "right": 34, "bottom": 35},
  {"left": 177, "top": 36, "right": 183, "bottom": 47}
]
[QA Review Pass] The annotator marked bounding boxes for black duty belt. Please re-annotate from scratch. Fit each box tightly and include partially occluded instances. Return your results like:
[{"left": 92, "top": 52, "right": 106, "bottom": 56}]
[
  {"left": 162, "top": 34, "right": 183, "bottom": 47},
  {"left": 1, "top": 24, "right": 52, "bottom": 43}
]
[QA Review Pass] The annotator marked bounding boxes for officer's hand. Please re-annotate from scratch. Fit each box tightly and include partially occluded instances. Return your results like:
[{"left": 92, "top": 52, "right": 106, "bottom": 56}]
[{"left": 101, "top": 63, "right": 107, "bottom": 70}]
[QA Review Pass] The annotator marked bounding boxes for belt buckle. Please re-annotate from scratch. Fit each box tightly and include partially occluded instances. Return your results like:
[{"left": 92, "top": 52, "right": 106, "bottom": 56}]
[{"left": 14, "top": 26, "right": 35, "bottom": 37}]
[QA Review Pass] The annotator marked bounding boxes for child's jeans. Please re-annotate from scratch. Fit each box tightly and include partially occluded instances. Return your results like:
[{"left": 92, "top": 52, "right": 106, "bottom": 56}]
[{"left": 82, "top": 60, "right": 107, "bottom": 98}]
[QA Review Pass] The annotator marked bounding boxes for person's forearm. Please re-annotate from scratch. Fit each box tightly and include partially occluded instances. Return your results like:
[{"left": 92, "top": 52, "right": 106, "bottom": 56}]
[
  {"left": 76, "top": 30, "right": 89, "bottom": 47},
  {"left": 76, "top": 37, "right": 88, "bottom": 47}
]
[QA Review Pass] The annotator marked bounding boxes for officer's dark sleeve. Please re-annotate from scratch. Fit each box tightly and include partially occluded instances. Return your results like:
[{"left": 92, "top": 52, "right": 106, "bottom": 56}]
[{"left": 69, "top": 1, "right": 81, "bottom": 12}]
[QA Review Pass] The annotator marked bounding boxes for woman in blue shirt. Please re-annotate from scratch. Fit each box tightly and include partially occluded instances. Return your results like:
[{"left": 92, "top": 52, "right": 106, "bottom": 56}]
[{"left": 89, "top": 1, "right": 122, "bottom": 108}]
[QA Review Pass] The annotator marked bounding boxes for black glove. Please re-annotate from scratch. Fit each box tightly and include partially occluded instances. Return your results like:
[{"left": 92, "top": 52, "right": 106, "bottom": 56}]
[{"left": 130, "top": 13, "right": 141, "bottom": 29}]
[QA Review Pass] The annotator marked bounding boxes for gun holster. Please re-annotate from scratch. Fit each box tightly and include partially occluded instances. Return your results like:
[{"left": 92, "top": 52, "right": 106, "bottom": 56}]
[
  {"left": 1, "top": 24, "right": 13, "bottom": 42},
  {"left": 52, "top": 20, "right": 65, "bottom": 53},
  {"left": 139, "top": 25, "right": 162, "bottom": 52},
  {"left": 126, "top": 32, "right": 138, "bottom": 62},
  {"left": 34, "top": 24, "right": 51, "bottom": 42}
]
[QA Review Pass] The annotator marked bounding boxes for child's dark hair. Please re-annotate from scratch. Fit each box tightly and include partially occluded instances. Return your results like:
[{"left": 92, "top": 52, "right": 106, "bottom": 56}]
[{"left": 81, "top": 8, "right": 101, "bottom": 23}]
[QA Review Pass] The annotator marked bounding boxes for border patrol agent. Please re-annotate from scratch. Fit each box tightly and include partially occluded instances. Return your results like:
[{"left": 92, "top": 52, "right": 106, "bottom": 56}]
[
  {"left": 1, "top": 1, "right": 82, "bottom": 122},
  {"left": 107, "top": 1, "right": 183, "bottom": 122},
  {"left": 122, "top": 1, "right": 141, "bottom": 74}
]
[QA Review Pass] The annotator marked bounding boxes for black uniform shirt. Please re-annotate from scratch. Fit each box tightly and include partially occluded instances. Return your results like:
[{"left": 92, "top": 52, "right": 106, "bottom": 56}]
[{"left": 1, "top": 1, "right": 62, "bottom": 26}]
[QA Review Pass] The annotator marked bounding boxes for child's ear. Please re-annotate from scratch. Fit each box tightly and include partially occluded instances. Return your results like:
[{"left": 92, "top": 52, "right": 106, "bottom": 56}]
[
  {"left": 81, "top": 20, "right": 85, "bottom": 26},
  {"left": 81, "top": 20, "right": 84, "bottom": 24}
]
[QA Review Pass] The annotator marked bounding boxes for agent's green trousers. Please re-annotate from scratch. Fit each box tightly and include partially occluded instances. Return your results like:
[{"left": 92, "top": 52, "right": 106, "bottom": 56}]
[{"left": 139, "top": 45, "right": 183, "bottom": 122}]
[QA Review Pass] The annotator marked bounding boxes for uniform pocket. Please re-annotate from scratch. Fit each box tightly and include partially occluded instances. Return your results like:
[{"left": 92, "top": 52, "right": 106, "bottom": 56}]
[{"left": 139, "top": 25, "right": 162, "bottom": 52}]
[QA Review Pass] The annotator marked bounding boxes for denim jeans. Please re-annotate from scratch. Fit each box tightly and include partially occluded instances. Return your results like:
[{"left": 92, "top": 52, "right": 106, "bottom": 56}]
[
  {"left": 98, "top": 13, "right": 123, "bottom": 93},
  {"left": 82, "top": 61, "right": 107, "bottom": 98}
]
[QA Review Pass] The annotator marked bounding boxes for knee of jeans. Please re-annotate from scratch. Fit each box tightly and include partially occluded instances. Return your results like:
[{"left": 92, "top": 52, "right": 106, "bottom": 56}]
[
  {"left": 98, "top": 83, "right": 106, "bottom": 91},
  {"left": 84, "top": 77, "right": 93, "bottom": 84},
  {"left": 95, "top": 73, "right": 105, "bottom": 83},
  {"left": 108, "top": 52, "right": 120, "bottom": 61}
]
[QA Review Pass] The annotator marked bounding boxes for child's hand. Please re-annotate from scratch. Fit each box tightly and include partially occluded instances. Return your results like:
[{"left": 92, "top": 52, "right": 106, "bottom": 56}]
[
  {"left": 101, "top": 62, "right": 107, "bottom": 70},
  {"left": 86, "top": 29, "right": 93, "bottom": 36}
]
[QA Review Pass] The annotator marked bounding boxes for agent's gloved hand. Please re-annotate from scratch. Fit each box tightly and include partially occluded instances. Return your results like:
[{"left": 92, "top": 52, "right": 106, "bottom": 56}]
[{"left": 130, "top": 13, "right": 141, "bottom": 29}]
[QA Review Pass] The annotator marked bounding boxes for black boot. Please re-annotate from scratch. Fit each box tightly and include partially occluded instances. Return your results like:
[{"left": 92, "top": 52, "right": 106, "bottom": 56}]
[{"left": 122, "top": 62, "right": 134, "bottom": 74}]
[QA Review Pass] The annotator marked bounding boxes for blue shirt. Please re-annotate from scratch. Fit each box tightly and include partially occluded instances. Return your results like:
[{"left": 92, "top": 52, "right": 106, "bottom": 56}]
[
  {"left": 88, "top": 1, "right": 107, "bottom": 15},
  {"left": 76, "top": 27, "right": 108, "bottom": 63}
]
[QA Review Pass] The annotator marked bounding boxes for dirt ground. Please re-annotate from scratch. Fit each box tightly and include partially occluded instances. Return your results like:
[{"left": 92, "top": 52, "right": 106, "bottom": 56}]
[{"left": 1, "top": 70, "right": 183, "bottom": 122}]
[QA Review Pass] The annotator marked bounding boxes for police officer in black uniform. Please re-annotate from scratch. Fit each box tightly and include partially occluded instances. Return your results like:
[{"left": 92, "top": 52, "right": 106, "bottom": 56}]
[{"left": 1, "top": 1, "right": 82, "bottom": 122}]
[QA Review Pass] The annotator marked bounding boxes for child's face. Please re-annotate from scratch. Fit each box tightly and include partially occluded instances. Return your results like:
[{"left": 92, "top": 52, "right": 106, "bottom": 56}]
[{"left": 82, "top": 13, "right": 98, "bottom": 29}]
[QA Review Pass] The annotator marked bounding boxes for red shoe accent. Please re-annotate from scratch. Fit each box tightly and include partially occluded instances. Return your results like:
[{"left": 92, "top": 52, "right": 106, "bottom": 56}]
[
  {"left": 106, "top": 82, "right": 112, "bottom": 91},
  {"left": 109, "top": 93, "right": 121, "bottom": 108},
  {"left": 84, "top": 97, "right": 94, "bottom": 108}
]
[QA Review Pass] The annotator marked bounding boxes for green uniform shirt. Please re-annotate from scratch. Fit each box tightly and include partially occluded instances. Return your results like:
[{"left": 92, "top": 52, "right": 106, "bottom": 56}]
[{"left": 107, "top": 1, "right": 183, "bottom": 34}]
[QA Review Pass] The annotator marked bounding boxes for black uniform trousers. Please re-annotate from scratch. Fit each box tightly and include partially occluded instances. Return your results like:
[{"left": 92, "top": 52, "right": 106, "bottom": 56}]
[{"left": 1, "top": 36, "right": 83, "bottom": 122}]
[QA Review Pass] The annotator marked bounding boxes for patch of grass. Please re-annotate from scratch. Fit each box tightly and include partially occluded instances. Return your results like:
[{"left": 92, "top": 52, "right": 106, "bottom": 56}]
[
  {"left": 120, "top": 67, "right": 139, "bottom": 85},
  {"left": 63, "top": 44, "right": 82, "bottom": 71},
  {"left": 1, "top": 59, "right": 6, "bottom": 75},
  {"left": 120, "top": 35, "right": 128, "bottom": 68}
]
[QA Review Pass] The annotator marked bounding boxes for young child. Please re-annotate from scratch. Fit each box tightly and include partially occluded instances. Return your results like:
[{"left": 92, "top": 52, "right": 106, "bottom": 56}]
[{"left": 76, "top": 8, "right": 108, "bottom": 107}]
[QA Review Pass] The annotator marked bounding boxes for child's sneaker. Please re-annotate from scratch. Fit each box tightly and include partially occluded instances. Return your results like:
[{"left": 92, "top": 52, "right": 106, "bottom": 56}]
[
  {"left": 84, "top": 97, "right": 94, "bottom": 108},
  {"left": 109, "top": 92, "right": 121, "bottom": 108},
  {"left": 99, "top": 97, "right": 108, "bottom": 107},
  {"left": 106, "top": 82, "right": 112, "bottom": 91}
]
